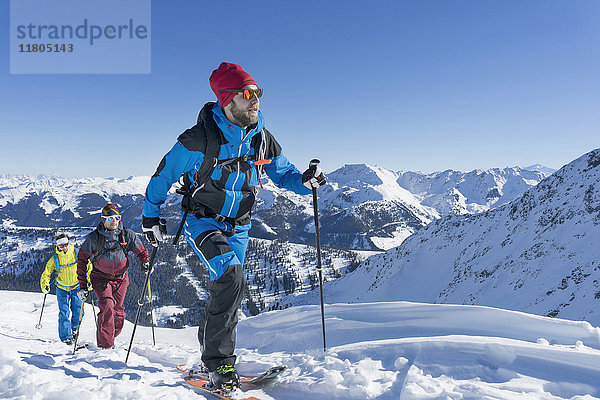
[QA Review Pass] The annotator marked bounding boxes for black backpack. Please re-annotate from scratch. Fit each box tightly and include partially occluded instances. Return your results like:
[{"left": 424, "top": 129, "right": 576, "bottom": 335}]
[
  {"left": 171, "top": 103, "right": 269, "bottom": 242},
  {"left": 90, "top": 228, "right": 130, "bottom": 264},
  {"left": 177, "top": 103, "right": 268, "bottom": 213}
]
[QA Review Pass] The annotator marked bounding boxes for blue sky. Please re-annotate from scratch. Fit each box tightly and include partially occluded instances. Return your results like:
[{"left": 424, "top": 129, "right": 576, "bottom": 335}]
[{"left": 1, "top": 0, "right": 599, "bottom": 177}]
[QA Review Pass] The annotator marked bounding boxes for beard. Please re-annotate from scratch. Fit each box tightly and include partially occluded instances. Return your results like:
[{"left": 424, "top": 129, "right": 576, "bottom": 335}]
[{"left": 229, "top": 99, "right": 259, "bottom": 127}]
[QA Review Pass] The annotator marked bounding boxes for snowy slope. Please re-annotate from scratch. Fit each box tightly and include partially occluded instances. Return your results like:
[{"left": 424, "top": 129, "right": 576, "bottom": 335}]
[
  {"left": 304, "top": 149, "right": 600, "bottom": 325},
  {"left": 316, "top": 164, "right": 439, "bottom": 250},
  {"left": 2, "top": 290, "right": 600, "bottom": 399}
]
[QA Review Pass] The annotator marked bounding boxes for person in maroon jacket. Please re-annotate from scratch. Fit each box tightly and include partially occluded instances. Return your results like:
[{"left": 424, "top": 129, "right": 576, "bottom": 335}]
[{"left": 76, "top": 204, "right": 150, "bottom": 349}]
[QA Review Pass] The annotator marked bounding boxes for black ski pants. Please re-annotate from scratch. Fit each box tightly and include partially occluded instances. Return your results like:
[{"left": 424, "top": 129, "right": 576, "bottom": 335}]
[
  {"left": 198, "top": 263, "right": 244, "bottom": 371},
  {"left": 185, "top": 216, "right": 249, "bottom": 371}
]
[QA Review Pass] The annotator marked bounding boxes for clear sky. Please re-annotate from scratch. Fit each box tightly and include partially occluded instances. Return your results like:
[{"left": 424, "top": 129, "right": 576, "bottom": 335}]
[{"left": 1, "top": 0, "right": 599, "bottom": 177}]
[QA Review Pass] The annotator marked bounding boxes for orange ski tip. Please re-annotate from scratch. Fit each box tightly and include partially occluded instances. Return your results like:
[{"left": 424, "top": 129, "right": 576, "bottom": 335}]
[{"left": 176, "top": 364, "right": 190, "bottom": 374}]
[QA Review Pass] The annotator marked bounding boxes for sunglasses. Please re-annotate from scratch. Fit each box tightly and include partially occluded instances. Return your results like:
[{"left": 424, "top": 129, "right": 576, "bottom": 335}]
[
  {"left": 218, "top": 88, "right": 263, "bottom": 100},
  {"left": 58, "top": 243, "right": 69, "bottom": 248},
  {"left": 102, "top": 215, "right": 121, "bottom": 222}
]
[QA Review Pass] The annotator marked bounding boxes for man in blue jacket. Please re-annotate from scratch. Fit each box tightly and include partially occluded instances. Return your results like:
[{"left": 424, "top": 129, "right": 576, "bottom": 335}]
[{"left": 142, "top": 62, "right": 325, "bottom": 389}]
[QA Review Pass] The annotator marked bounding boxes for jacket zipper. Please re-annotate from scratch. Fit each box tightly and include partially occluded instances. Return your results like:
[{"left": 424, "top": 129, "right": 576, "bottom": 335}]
[
  {"left": 111, "top": 232, "right": 115, "bottom": 274},
  {"left": 226, "top": 129, "right": 251, "bottom": 217}
]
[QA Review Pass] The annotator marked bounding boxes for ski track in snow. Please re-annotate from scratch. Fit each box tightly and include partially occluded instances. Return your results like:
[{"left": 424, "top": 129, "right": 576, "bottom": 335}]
[{"left": 1, "top": 291, "right": 600, "bottom": 399}]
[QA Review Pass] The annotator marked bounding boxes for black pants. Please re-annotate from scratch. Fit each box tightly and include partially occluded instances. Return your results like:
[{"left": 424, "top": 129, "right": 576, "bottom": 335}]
[{"left": 198, "top": 264, "right": 244, "bottom": 371}]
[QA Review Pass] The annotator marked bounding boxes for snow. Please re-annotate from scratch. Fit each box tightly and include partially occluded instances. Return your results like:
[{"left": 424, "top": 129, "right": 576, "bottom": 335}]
[
  {"left": 0, "top": 174, "right": 149, "bottom": 211},
  {"left": 324, "top": 164, "right": 440, "bottom": 223},
  {"left": 2, "top": 290, "right": 599, "bottom": 399},
  {"left": 370, "top": 226, "right": 416, "bottom": 251},
  {"left": 153, "top": 305, "right": 189, "bottom": 326}
]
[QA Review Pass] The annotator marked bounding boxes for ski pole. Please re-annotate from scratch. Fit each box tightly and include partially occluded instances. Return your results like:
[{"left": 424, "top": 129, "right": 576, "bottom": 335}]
[
  {"left": 36, "top": 278, "right": 56, "bottom": 329},
  {"left": 72, "top": 297, "right": 85, "bottom": 355},
  {"left": 90, "top": 290, "right": 98, "bottom": 327},
  {"left": 309, "top": 159, "right": 327, "bottom": 352},
  {"left": 172, "top": 212, "right": 187, "bottom": 245},
  {"left": 148, "top": 279, "right": 156, "bottom": 346},
  {"left": 35, "top": 293, "right": 48, "bottom": 329},
  {"left": 125, "top": 245, "right": 157, "bottom": 364}
]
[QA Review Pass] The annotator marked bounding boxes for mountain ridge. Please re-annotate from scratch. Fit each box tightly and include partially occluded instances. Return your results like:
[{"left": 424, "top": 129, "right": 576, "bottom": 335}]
[
  {"left": 0, "top": 164, "right": 551, "bottom": 251},
  {"left": 283, "top": 149, "right": 600, "bottom": 325}
]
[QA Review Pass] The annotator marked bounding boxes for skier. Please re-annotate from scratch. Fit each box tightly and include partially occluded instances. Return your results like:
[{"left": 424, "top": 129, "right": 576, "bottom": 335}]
[
  {"left": 76, "top": 204, "right": 150, "bottom": 349},
  {"left": 40, "top": 233, "right": 92, "bottom": 345},
  {"left": 141, "top": 62, "right": 326, "bottom": 389}
]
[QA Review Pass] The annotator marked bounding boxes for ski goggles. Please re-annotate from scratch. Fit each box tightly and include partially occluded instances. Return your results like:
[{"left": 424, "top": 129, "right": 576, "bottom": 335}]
[
  {"left": 102, "top": 215, "right": 121, "bottom": 222},
  {"left": 218, "top": 88, "right": 263, "bottom": 100},
  {"left": 57, "top": 243, "right": 69, "bottom": 249}
]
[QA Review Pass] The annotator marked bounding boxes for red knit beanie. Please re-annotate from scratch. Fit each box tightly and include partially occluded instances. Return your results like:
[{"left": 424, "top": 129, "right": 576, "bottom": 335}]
[{"left": 209, "top": 62, "right": 257, "bottom": 107}]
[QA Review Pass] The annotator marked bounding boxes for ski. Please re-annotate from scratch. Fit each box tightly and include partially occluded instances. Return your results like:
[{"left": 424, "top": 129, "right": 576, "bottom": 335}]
[
  {"left": 183, "top": 375, "right": 261, "bottom": 400},
  {"left": 241, "top": 366, "right": 287, "bottom": 384},
  {"left": 72, "top": 342, "right": 89, "bottom": 353},
  {"left": 177, "top": 364, "right": 286, "bottom": 399},
  {"left": 178, "top": 364, "right": 286, "bottom": 384}
]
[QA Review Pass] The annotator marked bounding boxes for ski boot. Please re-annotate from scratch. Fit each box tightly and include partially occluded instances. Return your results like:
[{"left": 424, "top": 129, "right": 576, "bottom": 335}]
[{"left": 209, "top": 364, "right": 240, "bottom": 390}]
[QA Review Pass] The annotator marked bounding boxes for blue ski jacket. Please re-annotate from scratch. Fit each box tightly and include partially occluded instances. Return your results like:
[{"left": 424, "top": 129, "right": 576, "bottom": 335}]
[{"left": 143, "top": 102, "right": 310, "bottom": 221}]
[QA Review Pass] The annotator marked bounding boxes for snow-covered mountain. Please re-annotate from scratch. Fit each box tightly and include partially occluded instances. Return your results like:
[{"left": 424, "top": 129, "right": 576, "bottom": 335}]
[
  {"left": 526, "top": 163, "right": 558, "bottom": 175},
  {"left": 0, "top": 163, "right": 551, "bottom": 322},
  {"left": 253, "top": 164, "right": 550, "bottom": 250},
  {"left": 291, "top": 149, "right": 600, "bottom": 325},
  {"left": 396, "top": 166, "right": 552, "bottom": 216},
  {"left": 0, "top": 164, "right": 550, "bottom": 251},
  {"left": 2, "top": 290, "right": 599, "bottom": 399},
  {"left": 0, "top": 174, "right": 148, "bottom": 228}
]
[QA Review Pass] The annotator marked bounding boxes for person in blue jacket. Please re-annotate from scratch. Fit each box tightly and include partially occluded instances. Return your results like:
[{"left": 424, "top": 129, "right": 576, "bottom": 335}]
[{"left": 142, "top": 62, "right": 326, "bottom": 389}]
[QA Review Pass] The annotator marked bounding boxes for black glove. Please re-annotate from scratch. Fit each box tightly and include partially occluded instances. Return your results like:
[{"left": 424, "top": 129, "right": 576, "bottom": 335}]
[
  {"left": 302, "top": 159, "right": 326, "bottom": 189},
  {"left": 142, "top": 217, "right": 167, "bottom": 247},
  {"left": 42, "top": 285, "right": 50, "bottom": 294},
  {"left": 77, "top": 290, "right": 89, "bottom": 301},
  {"left": 141, "top": 262, "right": 153, "bottom": 274}
]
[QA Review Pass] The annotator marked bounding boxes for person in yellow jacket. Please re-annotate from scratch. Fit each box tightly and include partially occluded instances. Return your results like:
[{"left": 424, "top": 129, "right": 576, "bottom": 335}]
[{"left": 40, "top": 233, "right": 92, "bottom": 345}]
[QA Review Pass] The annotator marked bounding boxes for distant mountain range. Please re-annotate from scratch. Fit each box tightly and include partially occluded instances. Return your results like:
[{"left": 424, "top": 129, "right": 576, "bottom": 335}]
[
  {"left": 0, "top": 163, "right": 552, "bottom": 251},
  {"left": 284, "top": 149, "right": 600, "bottom": 325},
  {"left": 0, "top": 162, "right": 557, "bottom": 324}
]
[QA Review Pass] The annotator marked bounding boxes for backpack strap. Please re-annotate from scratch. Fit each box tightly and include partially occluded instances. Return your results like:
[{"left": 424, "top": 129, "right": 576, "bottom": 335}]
[
  {"left": 53, "top": 253, "right": 60, "bottom": 273},
  {"left": 53, "top": 247, "right": 79, "bottom": 273},
  {"left": 90, "top": 228, "right": 131, "bottom": 264},
  {"left": 118, "top": 228, "right": 131, "bottom": 255},
  {"left": 176, "top": 106, "right": 224, "bottom": 208},
  {"left": 216, "top": 128, "right": 272, "bottom": 169},
  {"left": 191, "top": 111, "right": 221, "bottom": 192},
  {"left": 90, "top": 229, "right": 105, "bottom": 264}
]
